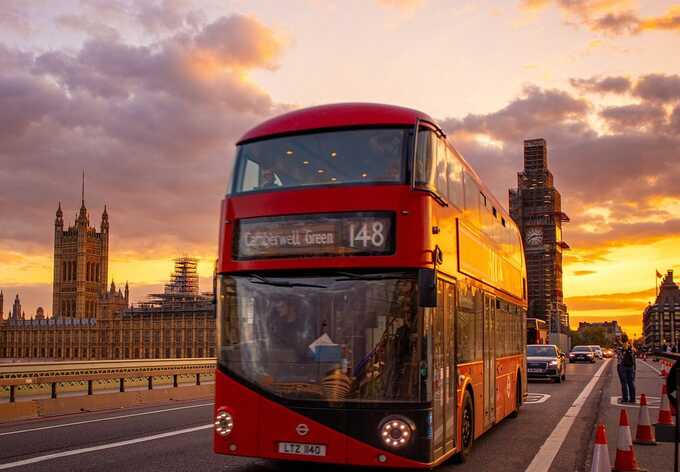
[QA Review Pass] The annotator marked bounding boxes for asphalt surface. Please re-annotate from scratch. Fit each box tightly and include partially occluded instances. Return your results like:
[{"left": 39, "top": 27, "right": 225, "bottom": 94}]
[{"left": 0, "top": 359, "right": 648, "bottom": 472}]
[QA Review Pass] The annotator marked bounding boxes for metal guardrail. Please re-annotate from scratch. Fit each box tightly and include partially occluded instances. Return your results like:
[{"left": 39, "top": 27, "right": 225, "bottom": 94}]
[{"left": 0, "top": 358, "right": 216, "bottom": 403}]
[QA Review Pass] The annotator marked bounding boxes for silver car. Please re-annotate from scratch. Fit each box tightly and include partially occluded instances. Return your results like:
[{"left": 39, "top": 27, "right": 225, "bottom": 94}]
[
  {"left": 526, "top": 344, "right": 567, "bottom": 383},
  {"left": 588, "top": 345, "right": 604, "bottom": 360}
]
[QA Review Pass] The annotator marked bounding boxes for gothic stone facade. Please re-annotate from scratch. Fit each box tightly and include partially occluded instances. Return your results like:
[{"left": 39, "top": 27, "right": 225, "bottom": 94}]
[{"left": 52, "top": 196, "right": 110, "bottom": 319}]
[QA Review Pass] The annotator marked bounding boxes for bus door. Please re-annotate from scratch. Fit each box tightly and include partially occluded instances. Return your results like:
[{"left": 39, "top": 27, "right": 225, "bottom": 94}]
[
  {"left": 482, "top": 293, "right": 496, "bottom": 429},
  {"left": 432, "top": 280, "right": 456, "bottom": 459}
]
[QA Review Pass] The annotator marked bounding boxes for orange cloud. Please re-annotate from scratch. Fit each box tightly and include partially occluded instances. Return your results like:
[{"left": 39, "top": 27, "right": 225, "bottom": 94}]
[
  {"left": 520, "top": 1, "right": 680, "bottom": 35},
  {"left": 639, "top": 6, "right": 680, "bottom": 32}
]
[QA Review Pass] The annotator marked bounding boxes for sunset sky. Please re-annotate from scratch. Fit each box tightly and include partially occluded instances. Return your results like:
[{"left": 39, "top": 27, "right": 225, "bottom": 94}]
[{"left": 1, "top": 0, "right": 679, "bottom": 337}]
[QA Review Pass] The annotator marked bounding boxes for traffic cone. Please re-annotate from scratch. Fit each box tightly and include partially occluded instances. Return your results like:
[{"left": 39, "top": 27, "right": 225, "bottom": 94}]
[
  {"left": 590, "top": 424, "right": 611, "bottom": 472},
  {"left": 656, "top": 384, "right": 674, "bottom": 425},
  {"left": 633, "top": 394, "right": 656, "bottom": 445},
  {"left": 659, "top": 360, "right": 667, "bottom": 377},
  {"left": 613, "top": 409, "right": 645, "bottom": 471}
]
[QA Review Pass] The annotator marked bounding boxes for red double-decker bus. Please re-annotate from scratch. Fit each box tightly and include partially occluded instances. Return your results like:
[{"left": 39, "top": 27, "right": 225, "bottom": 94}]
[{"left": 214, "top": 103, "right": 527, "bottom": 468}]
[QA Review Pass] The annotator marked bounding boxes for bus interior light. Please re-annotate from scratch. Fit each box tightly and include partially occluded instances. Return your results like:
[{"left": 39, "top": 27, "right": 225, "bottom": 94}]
[{"left": 215, "top": 411, "right": 234, "bottom": 437}]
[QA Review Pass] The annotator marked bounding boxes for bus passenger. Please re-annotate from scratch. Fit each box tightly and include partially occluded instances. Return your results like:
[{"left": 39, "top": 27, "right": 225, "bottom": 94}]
[{"left": 260, "top": 168, "right": 280, "bottom": 189}]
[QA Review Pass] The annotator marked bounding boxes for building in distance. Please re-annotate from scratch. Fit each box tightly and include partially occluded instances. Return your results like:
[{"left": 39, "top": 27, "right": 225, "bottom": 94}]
[
  {"left": 643, "top": 270, "right": 680, "bottom": 350},
  {"left": 510, "top": 138, "right": 571, "bottom": 351}
]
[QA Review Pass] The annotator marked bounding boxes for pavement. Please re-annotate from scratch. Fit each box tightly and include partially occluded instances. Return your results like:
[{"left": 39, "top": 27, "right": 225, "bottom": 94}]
[
  {"left": 594, "top": 358, "right": 676, "bottom": 472},
  {"left": 0, "top": 359, "right": 675, "bottom": 471}
]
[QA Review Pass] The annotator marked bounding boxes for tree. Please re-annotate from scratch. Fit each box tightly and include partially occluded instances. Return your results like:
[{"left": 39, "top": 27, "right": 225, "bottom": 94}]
[{"left": 570, "top": 326, "right": 611, "bottom": 347}]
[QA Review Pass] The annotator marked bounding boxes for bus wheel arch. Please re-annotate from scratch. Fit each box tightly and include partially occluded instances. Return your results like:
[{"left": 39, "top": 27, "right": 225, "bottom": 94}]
[{"left": 455, "top": 386, "right": 475, "bottom": 463}]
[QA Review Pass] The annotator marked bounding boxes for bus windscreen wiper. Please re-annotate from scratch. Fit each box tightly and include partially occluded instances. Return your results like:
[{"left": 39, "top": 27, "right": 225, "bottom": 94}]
[
  {"left": 247, "top": 273, "right": 327, "bottom": 288},
  {"left": 333, "top": 271, "right": 412, "bottom": 281}
]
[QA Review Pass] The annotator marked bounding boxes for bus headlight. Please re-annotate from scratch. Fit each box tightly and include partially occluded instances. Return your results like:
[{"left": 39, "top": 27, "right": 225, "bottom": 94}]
[
  {"left": 379, "top": 416, "right": 415, "bottom": 449},
  {"left": 215, "top": 411, "right": 234, "bottom": 437}
]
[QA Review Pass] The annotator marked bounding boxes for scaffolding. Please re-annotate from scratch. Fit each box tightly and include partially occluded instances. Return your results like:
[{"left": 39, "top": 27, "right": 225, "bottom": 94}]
[
  {"left": 510, "top": 139, "right": 570, "bottom": 343},
  {"left": 135, "top": 257, "right": 212, "bottom": 312}
]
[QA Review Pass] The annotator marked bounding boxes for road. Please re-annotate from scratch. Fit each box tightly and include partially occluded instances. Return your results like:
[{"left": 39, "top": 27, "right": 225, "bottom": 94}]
[{"left": 0, "top": 358, "right": 653, "bottom": 472}]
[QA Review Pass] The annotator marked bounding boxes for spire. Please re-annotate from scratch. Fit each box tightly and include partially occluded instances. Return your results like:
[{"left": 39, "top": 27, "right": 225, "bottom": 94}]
[
  {"left": 55, "top": 201, "right": 64, "bottom": 228},
  {"left": 101, "top": 204, "right": 109, "bottom": 232},
  {"left": 124, "top": 281, "right": 129, "bottom": 303},
  {"left": 77, "top": 171, "right": 89, "bottom": 227}
]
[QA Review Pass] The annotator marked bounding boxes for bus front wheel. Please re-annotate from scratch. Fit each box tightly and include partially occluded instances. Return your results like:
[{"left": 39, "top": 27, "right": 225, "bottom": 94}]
[{"left": 455, "top": 392, "right": 475, "bottom": 463}]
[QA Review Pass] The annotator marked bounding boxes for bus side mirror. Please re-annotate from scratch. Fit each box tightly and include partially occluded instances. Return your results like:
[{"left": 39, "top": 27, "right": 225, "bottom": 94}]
[{"left": 418, "top": 269, "right": 437, "bottom": 307}]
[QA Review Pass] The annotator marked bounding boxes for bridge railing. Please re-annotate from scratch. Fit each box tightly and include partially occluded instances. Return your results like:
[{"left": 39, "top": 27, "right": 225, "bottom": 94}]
[{"left": 0, "top": 358, "right": 216, "bottom": 403}]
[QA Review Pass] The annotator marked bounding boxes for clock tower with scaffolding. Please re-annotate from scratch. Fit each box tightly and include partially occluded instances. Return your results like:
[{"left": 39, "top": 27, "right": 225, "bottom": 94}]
[{"left": 510, "top": 138, "right": 571, "bottom": 350}]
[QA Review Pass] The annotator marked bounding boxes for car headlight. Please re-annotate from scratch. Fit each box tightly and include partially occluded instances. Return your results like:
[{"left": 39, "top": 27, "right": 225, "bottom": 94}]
[
  {"left": 549, "top": 360, "right": 558, "bottom": 366},
  {"left": 215, "top": 410, "right": 234, "bottom": 437},
  {"left": 379, "top": 416, "right": 415, "bottom": 449}
]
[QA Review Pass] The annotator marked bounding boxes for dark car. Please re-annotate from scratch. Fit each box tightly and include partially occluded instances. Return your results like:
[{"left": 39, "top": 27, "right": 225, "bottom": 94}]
[
  {"left": 526, "top": 344, "right": 566, "bottom": 383},
  {"left": 569, "top": 345, "right": 596, "bottom": 363}
]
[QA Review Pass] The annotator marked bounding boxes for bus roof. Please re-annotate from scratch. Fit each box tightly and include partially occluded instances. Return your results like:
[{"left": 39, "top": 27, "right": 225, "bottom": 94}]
[{"left": 237, "top": 103, "right": 437, "bottom": 144}]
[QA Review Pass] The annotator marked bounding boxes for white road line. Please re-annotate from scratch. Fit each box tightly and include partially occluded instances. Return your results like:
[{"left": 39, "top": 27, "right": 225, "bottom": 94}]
[
  {"left": 0, "top": 424, "right": 212, "bottom": 470},
  {"left": 0, "top": 403, "right": 213, "bottom": 437},
  {"left": 639, "top": 359, "right": 661, "bottom": 375},
  {"left": 524, "top": 359, "right": 611, "bottom": 472}
]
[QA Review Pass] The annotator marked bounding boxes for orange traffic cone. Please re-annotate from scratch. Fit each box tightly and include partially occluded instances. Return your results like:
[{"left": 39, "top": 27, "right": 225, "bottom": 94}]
[
  {"left": 591, "top": 424, "right": 611, "bottom": 472},
  {"left": 657, "top": 384, "right": 674, "bottom": 425},
  {"left": 660, "top": 361, "right": 667, "bottom": 377},
  {"left": 613, "top": 409, "right": 645, "bottom": 471},
  {"left": 633, "top": 394, "right": 656, "bottom": 445}
]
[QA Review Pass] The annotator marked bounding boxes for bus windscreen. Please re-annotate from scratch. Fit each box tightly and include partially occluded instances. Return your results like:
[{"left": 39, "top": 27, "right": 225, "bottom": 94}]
[
  {"left": 232, "top": 128, "right": 408, "bottom": 193},
  {"left": 217, "top": 272, "right": 427, "bottom": 404}
]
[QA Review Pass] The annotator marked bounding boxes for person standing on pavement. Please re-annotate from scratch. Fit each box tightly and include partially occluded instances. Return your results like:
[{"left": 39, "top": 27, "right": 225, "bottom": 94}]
[{"left": 617, "top": 336, "right": 637, "bottom": 403}]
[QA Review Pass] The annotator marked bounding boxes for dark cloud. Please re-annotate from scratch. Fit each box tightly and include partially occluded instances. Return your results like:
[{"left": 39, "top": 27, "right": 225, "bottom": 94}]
[
  {"left": 441, "top": 81, "right": 680, "bottom": 262},
  {"left": 0, "top": 13, "right": 284, "bottom": 258},
  {"left": 600, "top": 103, "right": 666, "bottom": 132},
  {"left": 590, "top": 11, "right": 640, "bottom": 35},
  {"left": 570, "top": 76, "right": 631, "bottom": 94},
  {"left": 633, "top": 74, "right": 680, "bottom": 103},
  {"left": 442, "top": 85, "right": 590, "bottom": 144}
]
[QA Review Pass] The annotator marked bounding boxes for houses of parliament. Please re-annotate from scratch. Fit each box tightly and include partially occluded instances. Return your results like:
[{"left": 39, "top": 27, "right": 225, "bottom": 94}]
[{"left": 0, "top": 184, "right": 216, "bottom": 360}]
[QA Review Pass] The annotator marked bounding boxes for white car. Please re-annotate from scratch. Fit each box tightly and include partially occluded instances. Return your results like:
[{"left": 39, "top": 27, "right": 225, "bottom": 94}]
[{"left": 588, "top": 345, "right": 604, "bottom": 360}]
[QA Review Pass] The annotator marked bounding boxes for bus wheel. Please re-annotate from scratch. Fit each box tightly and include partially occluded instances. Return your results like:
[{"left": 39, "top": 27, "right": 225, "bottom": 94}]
[
  {"left": 455, "top": 392, "right": 474, "bottom": 463},
  {"left": 509, "top": 377, "right": 521, "bottom": 418}
]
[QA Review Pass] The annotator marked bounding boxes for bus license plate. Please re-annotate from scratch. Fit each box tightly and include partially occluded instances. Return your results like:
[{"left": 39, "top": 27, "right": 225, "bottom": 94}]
[{"left": 278, "top": 442, "right": 327, "bottom": 457}]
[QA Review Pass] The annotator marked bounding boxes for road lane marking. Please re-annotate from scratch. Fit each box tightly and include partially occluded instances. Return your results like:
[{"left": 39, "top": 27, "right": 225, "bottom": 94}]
[
  {"left": 639, "top": 359, "right": 661, "bottom": 375},
  {"left": 524, "top": 393, "right": 551, "bottom": 404},
  {"left": 0, "top": 403, "right": 213, "bottom": 437},
  {"left": 524, "top": 359, "right": 611, "bottom": 472},
  {"left": 0, "top": 424, "right": 212, "bottom": 469}
]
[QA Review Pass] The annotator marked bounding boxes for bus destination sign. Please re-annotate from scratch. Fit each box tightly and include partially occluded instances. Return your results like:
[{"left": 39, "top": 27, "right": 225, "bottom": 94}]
[{"left": 234, "top": 212, "right": 394, "bottom": 259}]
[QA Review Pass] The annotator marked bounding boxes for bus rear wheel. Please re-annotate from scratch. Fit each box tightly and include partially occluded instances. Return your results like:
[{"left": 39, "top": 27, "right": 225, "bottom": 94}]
[
  {"left": 454, "top": 392, "right": 474, "bottom": 463},
  {"left": 509, "top": 377, "right": 521, "bottom": 418}
]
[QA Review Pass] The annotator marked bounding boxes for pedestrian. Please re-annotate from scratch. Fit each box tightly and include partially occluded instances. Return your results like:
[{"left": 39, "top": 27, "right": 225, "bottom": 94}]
[{"left": 617, "top": 337, "right": 636, "bottom": 403}]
